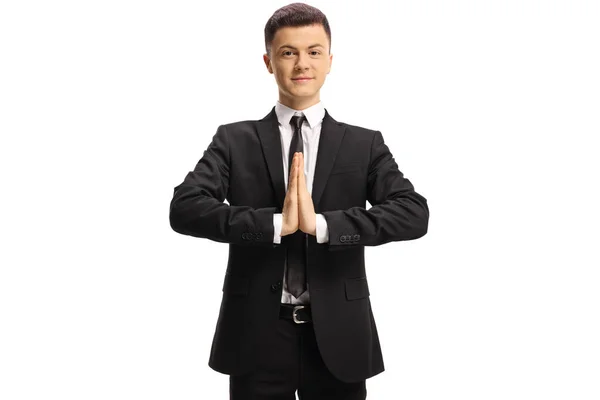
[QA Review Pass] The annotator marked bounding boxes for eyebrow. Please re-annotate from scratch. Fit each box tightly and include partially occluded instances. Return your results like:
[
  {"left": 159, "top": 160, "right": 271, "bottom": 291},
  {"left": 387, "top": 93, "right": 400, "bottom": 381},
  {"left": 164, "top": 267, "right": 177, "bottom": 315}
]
[{"left": 278, "top": 44, "right": 325, "bottom": 50}]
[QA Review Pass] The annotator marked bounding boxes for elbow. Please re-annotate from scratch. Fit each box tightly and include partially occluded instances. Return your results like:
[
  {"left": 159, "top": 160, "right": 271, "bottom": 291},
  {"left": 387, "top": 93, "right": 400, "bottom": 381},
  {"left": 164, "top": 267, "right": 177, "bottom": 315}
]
[
  {"left": 169, "top": 201, "right": 186, "bottom": 235},
  {"left": 415, "top": 203, "right": 429, "bottom": 239},
  {"left": 169, "top": 210, "right": 182, "bottom": 235},
  {"left": 169, "top": 198, "right": 212, "bottom": 239},
  {"left": 409, "top": 200, "right": 429, "bottom": 240},
  {"left": 415, "top": 217, "right": 428, "bottom": 239}
]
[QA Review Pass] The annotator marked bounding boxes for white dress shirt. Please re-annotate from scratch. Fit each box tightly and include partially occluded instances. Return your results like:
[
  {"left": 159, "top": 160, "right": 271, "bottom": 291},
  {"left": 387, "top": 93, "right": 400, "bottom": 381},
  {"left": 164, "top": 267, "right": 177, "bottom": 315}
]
[{"left": 272, "top": 100, "right": 329, "bottom": 305}]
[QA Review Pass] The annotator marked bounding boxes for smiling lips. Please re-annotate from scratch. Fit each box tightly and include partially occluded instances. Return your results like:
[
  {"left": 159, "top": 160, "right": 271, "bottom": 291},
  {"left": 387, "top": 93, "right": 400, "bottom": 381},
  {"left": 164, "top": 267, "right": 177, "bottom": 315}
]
[{"left": 292, "top": 77, "right": 313, "bottom": 82}]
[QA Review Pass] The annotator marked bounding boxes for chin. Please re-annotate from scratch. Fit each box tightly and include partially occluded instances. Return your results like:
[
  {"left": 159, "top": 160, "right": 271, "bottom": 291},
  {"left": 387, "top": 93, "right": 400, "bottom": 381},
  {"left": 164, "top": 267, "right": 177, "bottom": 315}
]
[{"left": 292, "top": 91, "right": 316, "bottom": 97}]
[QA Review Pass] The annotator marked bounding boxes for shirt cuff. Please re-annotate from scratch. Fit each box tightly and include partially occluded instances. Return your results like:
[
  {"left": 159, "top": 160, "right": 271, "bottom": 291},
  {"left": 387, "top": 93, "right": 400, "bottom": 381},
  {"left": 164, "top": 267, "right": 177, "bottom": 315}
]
[
  {"left": 273, "top": 213, "right": 283, "bottom": 244},
  {"left": 316, "top": 213, "right": 329, "bottom": 243}
]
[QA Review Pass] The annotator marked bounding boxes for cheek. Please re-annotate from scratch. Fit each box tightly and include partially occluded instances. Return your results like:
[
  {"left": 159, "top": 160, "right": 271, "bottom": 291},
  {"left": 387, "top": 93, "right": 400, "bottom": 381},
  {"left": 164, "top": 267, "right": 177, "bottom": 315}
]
[
  {"left": 275, "top": 72, "right": 287, "bottom": 85},
  {"left": 271, "top": 66, "right": 283, "bottom": 79}
]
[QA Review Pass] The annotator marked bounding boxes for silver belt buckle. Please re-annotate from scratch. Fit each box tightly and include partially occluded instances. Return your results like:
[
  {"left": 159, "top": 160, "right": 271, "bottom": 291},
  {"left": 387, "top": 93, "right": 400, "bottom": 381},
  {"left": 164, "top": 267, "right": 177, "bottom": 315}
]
[{"left": 292, "top": 305, "right": 308, "bottom": 324}]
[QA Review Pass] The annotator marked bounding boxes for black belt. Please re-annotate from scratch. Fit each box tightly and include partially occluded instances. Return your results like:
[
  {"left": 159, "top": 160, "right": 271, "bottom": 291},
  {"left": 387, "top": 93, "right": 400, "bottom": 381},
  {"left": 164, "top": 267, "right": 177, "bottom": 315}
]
[{"left": 280, "top": 303, "right": 312, "bottom": 324}]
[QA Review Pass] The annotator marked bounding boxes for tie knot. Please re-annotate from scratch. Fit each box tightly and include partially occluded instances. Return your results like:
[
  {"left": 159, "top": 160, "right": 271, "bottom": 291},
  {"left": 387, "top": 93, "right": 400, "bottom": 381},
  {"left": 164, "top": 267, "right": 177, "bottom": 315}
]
[{"left": 290, "top": 115, "right": 306, "bottom": 131}]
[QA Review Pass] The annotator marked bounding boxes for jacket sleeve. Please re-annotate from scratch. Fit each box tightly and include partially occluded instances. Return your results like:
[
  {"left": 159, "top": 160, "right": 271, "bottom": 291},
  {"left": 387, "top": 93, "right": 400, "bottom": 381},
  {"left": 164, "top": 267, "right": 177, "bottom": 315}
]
[
  {"left": 321, "top": 130, "right": 429, "bottom": 251},
  {"left": 169, "top": 124, "right": 277, "bottom": 247}
]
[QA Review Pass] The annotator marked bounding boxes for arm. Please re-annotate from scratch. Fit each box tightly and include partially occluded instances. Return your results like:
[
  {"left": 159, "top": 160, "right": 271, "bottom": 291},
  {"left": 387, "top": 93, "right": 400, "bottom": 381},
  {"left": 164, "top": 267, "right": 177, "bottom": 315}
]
[
  {"left": 321, "top": 130, "right": 429, "bottom": 251},
  {"left": 169, "top": 124, "right": 277, "bottom": 247}
]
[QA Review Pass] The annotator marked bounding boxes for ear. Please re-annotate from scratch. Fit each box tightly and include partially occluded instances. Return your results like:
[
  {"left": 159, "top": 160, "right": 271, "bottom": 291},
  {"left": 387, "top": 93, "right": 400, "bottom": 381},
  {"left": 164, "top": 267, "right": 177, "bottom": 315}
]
[{"left": 263, "top": 54, "right": 273, "bottom": 74}]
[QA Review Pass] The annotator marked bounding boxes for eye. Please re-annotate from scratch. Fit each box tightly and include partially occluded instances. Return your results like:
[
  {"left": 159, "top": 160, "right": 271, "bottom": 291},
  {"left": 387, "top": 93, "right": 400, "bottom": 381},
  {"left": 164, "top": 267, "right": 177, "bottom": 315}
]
[{"left": 281, "top": 50, "right": 321, "bottom": 56}]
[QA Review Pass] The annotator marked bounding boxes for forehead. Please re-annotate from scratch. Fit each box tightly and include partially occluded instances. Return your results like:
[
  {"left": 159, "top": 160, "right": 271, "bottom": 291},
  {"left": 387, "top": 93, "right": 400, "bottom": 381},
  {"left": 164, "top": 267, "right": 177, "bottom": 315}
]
[{"left": 273, "top": 24, "right": 328, "bottom": 50}]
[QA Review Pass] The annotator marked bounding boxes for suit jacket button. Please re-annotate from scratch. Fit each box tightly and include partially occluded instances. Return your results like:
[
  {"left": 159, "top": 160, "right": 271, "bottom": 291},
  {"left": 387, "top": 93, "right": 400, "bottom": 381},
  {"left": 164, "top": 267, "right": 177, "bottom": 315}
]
[
  {"left": 353, "top": 234, "right": 360, "bottom": 241},
  {"left": 340, "top": 235, "right": 346, "bottom": 243}
]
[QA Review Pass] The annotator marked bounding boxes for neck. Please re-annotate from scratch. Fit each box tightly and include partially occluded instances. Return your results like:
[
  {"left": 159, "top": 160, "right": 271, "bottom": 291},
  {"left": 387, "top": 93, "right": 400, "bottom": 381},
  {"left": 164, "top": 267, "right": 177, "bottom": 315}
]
[{"left": 279, "top": 92, "right": 320, "bottom": 111}]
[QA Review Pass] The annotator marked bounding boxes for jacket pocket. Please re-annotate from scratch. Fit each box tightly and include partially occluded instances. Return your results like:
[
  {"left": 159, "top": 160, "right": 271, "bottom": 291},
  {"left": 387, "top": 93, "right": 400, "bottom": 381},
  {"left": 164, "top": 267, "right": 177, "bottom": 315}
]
[
  {"left": 222, "top": 272, "right": 249, "bottom": 297},
  {"left": 345, "top": 276, "right": 370, "bottom": 301}
]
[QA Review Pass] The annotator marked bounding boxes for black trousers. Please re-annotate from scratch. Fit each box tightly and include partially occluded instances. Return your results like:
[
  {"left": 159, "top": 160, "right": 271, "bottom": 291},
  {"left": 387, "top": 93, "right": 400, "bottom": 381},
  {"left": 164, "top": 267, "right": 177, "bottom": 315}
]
[{"left": 229, "top": 309, "right": 367, "bottom": 400}]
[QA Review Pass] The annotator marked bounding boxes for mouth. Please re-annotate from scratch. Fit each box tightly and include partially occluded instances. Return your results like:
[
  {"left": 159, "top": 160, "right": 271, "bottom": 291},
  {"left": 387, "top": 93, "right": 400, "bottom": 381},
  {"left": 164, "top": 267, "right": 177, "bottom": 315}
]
[{"left": 292, "top": 77, "right": 313, "bottom": 83}]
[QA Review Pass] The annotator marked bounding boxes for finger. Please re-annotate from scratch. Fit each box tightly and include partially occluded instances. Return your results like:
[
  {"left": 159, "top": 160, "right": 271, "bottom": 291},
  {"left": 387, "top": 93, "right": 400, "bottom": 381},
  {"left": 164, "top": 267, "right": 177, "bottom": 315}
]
[
  {"left": 298, "top": 153, "right": 304, "bottom": 182},
  {"left": 290, "top": 154, "right": 298, "bottom": 187},
  {"left": 287, "top": 157, "right": 294, "bottom": 193},
  {"left": 296, "top": 155, "right": 302, "bottom": 185},
  {"left": 289, "top": 154, "right": 296, "bottom": 177}
]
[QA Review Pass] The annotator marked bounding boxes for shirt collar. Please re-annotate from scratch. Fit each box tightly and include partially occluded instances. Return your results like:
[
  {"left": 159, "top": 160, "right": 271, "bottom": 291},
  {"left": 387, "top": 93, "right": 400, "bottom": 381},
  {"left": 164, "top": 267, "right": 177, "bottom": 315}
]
[{"left": 275, "top": 100, "right": 325, "bottom": 130}]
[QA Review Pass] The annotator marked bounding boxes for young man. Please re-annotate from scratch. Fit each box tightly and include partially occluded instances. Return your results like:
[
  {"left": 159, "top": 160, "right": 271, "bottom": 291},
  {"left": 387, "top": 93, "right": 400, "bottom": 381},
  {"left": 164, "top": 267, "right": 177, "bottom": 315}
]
[{"left": 169, "top": 3, "right": 429, "bottom": 399}]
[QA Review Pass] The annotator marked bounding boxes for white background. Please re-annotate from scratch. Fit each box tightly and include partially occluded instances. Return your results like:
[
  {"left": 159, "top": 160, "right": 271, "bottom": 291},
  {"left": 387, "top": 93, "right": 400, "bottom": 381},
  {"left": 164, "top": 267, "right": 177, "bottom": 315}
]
[{"left": 1, "top": 0, "right": 599, "bottom": 399}]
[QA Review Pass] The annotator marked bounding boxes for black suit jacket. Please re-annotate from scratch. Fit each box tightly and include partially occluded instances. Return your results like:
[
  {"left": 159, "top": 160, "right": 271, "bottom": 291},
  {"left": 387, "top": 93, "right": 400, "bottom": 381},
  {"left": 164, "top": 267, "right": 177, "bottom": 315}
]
[{"left": 169, "top": 106, "right": 429, "bottom": 383}]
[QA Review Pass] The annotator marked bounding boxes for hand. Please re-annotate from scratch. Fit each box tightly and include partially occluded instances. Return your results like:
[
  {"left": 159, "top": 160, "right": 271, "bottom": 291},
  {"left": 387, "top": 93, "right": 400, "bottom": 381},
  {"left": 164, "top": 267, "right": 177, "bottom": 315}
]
[
  {"left": 297, "top": 153, "right": 317, "bottom": 236},
  {"left": 281, "top": 152, "right": 299, "bottom": 237}
]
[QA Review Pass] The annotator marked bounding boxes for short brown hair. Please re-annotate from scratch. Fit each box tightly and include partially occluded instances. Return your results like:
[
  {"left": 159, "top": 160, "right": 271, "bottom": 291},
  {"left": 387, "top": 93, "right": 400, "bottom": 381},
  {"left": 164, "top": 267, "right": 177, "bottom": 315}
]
[{"left": 264, "top": 2, "right": 331, "bottom": 57}]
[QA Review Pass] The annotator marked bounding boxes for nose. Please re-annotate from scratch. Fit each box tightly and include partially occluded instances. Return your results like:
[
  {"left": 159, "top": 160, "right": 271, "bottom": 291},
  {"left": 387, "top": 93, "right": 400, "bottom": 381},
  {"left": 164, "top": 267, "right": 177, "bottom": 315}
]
[{"left": 295, "top": 52, "right": 310, "bottom": 70}]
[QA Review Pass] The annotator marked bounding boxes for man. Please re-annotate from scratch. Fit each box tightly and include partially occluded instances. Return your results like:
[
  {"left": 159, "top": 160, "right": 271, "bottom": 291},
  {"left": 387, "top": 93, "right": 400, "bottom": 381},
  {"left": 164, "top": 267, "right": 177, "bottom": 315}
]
[{"left": 169, "top": 3, "right": 429, "bottom": 399}]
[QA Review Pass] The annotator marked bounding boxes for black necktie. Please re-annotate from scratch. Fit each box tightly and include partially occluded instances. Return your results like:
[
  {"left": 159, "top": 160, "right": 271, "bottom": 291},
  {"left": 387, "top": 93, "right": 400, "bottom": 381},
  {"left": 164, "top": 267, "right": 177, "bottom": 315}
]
[
  {"left": 288, "top": 115, "right": 305, "bottom": 177},
  {"left": 286, "top": 114, "right": 307, "bottom": 298}
]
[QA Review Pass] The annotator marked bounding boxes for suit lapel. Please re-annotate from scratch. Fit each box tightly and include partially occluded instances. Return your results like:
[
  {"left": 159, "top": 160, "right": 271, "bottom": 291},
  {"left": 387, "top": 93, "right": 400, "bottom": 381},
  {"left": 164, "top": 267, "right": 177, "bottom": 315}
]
[
  {"left": 311, "top": 109, "right": 346, "bottom": 211},
  {"left": 257, "top": 106, "right": 346, "bottom": 212},
  {"left": 258, "top": 107, "right": 287, "bottom": 209}
]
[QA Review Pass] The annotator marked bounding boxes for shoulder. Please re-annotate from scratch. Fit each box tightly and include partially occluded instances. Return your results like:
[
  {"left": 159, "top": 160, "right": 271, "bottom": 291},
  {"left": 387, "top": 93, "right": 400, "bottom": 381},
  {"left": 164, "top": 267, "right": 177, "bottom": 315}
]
[
  {"left": 211, "top": 119, "right": 260, "bottom": 142},
  {"left": 218, "top": 119, "right": 257, "bottom": 132},
  {"left": 338, "top": 121, "right": 379, "bottom": 136},
  {"left": 334, "top": 120, "right": 383, "bottom": 147},
  {"left": 326, "top": 111, "right": 381, "bottom": 138}
]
